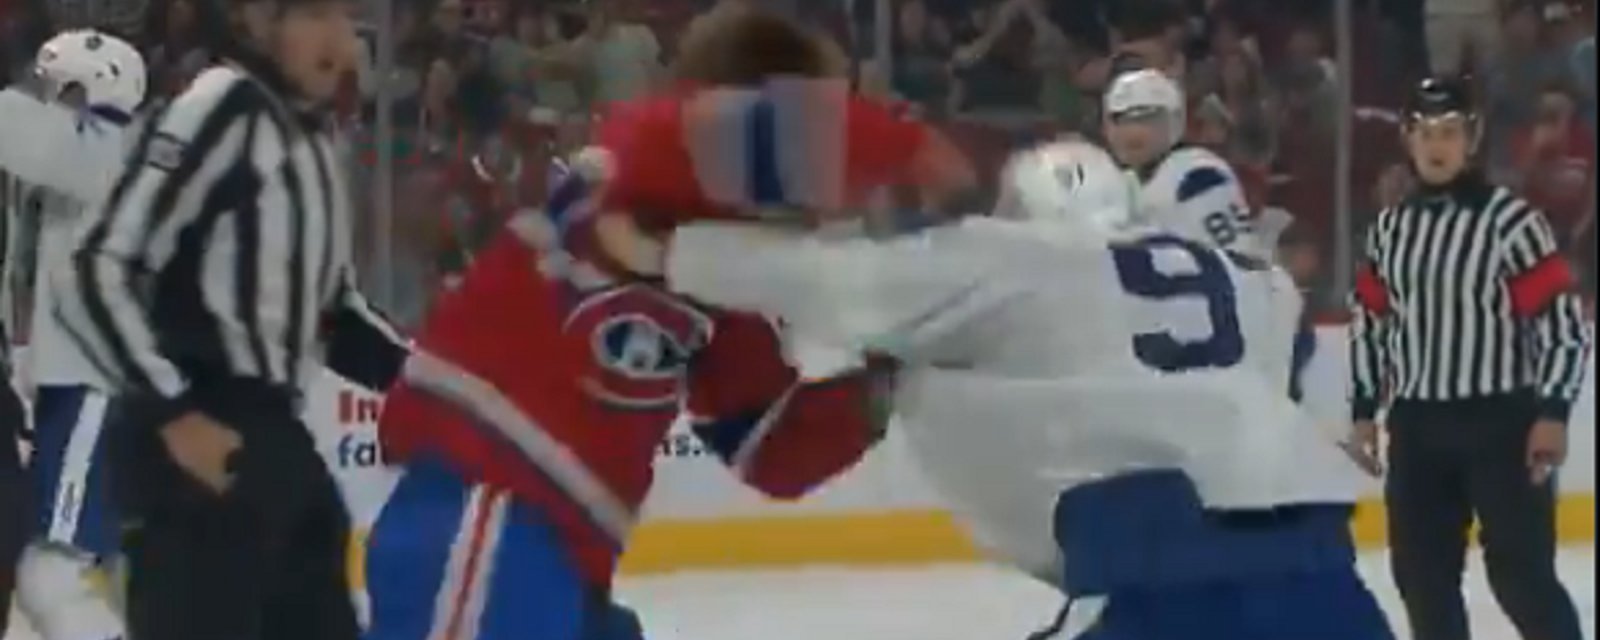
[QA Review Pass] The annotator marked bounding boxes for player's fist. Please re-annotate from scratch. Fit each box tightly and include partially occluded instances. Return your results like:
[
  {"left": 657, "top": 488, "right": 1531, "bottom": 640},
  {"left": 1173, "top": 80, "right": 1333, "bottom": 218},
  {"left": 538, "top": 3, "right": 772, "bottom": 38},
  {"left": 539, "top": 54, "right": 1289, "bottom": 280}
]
[
  {"left": 1342, "top": 420, "right": 1383, "bottom": 477},
  {"left": 161, "top": 411, "right": 243, "bottom": 494}
]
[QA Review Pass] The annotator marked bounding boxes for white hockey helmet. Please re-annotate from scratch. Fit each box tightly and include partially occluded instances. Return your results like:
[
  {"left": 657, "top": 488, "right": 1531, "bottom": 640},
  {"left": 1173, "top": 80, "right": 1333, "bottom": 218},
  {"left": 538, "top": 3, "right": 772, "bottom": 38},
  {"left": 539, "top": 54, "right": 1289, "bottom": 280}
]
[
  {"left": 34, "top": 30, "right": 147, "bottom": 115},
  {"left": 1103, "top": 69, "right": 1186, "bottom": 149},
  {"left": 995, "top": 140, "right": 1134, "bottom": 234}
]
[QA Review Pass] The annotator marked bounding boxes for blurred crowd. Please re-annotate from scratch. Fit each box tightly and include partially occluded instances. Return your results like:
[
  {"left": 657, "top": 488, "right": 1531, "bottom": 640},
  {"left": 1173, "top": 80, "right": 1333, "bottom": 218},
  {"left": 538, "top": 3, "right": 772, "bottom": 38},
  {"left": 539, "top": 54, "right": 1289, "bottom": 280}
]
[{"left": 2, "top": 0, "right": 1595, "bottom": 324}]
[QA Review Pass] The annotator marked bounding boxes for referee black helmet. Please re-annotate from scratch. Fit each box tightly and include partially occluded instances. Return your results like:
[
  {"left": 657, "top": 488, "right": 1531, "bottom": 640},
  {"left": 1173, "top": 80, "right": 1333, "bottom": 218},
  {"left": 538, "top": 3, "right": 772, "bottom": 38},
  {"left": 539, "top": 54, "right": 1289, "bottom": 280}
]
[
  {"left": 1402, "top": 76, "right": 1482, "bottom": 181},
  {"left": 1403, "top": 77, "right": 1480, "bottom": 133}
]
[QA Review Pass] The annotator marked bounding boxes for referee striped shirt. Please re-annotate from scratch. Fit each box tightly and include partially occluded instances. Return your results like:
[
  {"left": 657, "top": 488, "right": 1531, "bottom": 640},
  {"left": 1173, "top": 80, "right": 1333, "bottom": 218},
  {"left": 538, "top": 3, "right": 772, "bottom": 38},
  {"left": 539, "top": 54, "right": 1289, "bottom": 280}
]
[
  {"left": 1350, "top": 178, "right": 1593, "bottom": 423},
  {"left": 54, "top": 63, "right": 407, "bottom": 403}
]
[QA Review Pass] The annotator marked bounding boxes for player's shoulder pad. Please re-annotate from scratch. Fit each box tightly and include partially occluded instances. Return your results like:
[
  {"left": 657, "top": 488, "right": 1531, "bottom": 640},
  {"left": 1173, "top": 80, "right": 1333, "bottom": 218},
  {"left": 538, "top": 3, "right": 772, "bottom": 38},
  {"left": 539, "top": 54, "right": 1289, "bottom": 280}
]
[{"left": 1163, "top": 147, "right": 1239, "bottom": 204}]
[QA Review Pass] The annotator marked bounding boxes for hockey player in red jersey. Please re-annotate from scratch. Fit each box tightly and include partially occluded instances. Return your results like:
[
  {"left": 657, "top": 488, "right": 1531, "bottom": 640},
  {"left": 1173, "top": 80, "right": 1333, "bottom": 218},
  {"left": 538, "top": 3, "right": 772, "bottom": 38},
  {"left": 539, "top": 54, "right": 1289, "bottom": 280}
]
[{"left": 363, "top": 7, "right": 975, "bottom": 640}]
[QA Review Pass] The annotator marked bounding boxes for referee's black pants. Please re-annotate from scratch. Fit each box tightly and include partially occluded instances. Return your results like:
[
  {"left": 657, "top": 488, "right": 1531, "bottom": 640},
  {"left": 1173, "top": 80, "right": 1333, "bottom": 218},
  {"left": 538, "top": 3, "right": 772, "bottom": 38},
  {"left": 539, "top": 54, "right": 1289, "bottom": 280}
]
[
  {"left": 1385, "top": 391, "right": 1582, "bottom": 640},
  {"left": 110, "top": 378, "right": 359, "bottom": 640}
]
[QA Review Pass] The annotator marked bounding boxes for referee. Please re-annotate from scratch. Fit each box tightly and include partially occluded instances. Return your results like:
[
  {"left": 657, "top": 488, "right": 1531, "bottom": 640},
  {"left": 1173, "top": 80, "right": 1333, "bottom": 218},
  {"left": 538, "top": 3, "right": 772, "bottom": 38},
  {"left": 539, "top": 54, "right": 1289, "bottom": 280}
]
[
  {"left": 1346, "top": 77, "right": 1591, "bottom": 640},
  {"left": 50, "top": 0, "right": 407, "bottom": 638}
]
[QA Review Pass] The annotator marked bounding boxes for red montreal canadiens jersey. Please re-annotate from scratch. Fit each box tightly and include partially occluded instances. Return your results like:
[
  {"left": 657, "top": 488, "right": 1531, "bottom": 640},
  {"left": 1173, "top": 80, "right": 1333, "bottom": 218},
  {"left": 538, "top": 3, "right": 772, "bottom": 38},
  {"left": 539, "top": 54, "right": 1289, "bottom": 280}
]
[{"left": 378, "top": 85, "right": 927, "bottom": 586}]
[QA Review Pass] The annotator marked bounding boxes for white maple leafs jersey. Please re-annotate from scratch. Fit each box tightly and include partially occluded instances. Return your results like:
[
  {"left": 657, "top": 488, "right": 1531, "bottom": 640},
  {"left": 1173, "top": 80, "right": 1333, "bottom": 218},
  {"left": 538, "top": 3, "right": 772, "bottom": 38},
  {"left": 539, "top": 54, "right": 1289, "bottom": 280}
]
[
  {"left": 665, "top": 218, "right": 1361, "bottom": 576},
  {"left": 1136, "top": 147, "right": 1263, "bottom": 259},
  {"left": 0, "top": 87, "right": 139, "bottom": 387}
]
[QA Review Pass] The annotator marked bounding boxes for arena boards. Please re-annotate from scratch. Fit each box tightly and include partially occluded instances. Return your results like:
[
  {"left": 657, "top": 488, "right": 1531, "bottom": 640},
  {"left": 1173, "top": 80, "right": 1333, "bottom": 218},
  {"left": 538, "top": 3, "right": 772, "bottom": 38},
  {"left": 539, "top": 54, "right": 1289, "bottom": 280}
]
[{"left": 300, "top": 325, "right": 1595, "bottom": 587}]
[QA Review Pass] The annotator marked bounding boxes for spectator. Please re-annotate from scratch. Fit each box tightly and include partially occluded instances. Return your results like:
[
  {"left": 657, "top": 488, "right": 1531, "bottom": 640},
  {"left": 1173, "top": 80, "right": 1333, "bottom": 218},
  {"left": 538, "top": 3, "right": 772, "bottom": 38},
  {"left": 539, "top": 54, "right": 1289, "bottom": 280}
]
[
  {"left": 1540, "top": 0, "right": 1594, "bottom": 126},
  {"left": 948, "top": 0, "right": 1045, "bottom": 115},
  {"left": 1483, "top": 0, "right": 1572, "bottom": 175},
  {"left": 1507, "top": 82, "right": 1595, "bottom": 249},
  {"left": 1275, "top": 21, "right": 1338, "bottom": 140},
  {"left": 888, "top": 0, "right": 954, "bottom": 113},
  {"left": 146, "top": 0, "right": 210, "bottom": 95},
  {"left": 1188, "top": 93, "right": 1271, "bottom": 210},
  {"left": 1425, "top": 0, "right": 1499, "bottom": 74},
  {"left": 1192, "top": 46, "right": 1276, "bottom": 166},
  {"left": 1105, "top": 0, "right": 1188, "bottom": 80},
  {"left": 415, "top": 56, "right": 464, "bottom": 160},
  {"left": 571, "top": 0, "right": 663, "bottom": 109},
  {"left": 430, "top": 0, "right": 466, "bottom": 44},
  {"left": 488, "top": 5, "right": 584, "bottom": 116}
]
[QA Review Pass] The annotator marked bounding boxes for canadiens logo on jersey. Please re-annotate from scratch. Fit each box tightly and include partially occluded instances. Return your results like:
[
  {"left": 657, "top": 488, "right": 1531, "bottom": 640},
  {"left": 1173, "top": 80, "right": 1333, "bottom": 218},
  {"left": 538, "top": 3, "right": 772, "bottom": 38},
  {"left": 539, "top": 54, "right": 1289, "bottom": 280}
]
[{"left": 564, "top": 284, "right": 711, "bottom": 410}]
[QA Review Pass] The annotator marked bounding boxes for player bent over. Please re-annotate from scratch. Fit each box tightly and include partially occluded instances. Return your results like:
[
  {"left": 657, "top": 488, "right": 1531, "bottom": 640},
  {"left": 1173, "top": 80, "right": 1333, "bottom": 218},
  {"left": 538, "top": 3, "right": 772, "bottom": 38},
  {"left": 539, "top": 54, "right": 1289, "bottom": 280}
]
[
  {"left": 364, "top": 8, "right": 975, "bottom": 640},
  {"left": 602, "top": 141, "right": 1391, "bottom": 640},
  {"left": 0, "top": 30, "right": 148, "bottom": 640}
]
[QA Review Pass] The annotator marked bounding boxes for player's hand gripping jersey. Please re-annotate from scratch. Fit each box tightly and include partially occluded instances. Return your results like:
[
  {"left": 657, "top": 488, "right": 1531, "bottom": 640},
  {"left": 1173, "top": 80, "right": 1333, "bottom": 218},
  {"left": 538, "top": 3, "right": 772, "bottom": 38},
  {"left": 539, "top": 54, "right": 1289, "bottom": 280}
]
[
  {"left": 376, "top": 80, "right": 937, "bottom": 587},
  {"left": 661, "top": 142, "right": 1362, "bottom": 578}
]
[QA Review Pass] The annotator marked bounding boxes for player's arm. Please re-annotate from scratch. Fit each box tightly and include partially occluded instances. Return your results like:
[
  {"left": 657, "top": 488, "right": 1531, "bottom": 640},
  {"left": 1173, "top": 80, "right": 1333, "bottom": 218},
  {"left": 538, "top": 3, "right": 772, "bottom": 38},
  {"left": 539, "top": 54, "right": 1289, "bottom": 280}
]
[
  {"left": 322, "top": 266, "right": 410, "bottom": 391},
  {"left": 846, "top": 95, "right": 977, "bottom": 215},
  {"left": 1496, "top": 195, "right": 1593, "bottom": 423},
  {"left": 1348, "top": 217, "right": 1392, "bottom": 422},
  {"left": 662, "top": 221, "right": 1010, "bottom": 357},
  {"left": 0, "top": 87, "right": 132, "bottom": 202},
  {"left": 50, "top": 72, "right": 265, "bottom": 404},
  {"left": 685, "top": 311, "right": 893, "bottom": 499}
]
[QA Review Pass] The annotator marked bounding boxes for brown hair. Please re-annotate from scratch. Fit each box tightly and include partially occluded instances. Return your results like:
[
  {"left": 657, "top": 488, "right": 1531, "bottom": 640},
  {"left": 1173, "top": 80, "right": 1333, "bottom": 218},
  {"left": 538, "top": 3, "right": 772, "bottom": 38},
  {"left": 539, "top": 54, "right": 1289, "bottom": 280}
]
[{"left": 671, "top": 5, "right": 846, "bottom": 86}]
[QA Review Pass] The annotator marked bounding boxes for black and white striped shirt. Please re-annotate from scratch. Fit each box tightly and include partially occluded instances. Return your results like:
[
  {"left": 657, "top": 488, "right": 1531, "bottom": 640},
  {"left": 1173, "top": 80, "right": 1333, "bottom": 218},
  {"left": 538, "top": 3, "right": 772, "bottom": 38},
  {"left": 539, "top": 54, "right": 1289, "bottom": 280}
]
[
  {"left": 1350, "top": 178, "right": 1592, "bottom": 423},
  {"left": 54, "top": 63, "right": 407, "bottom": 402}
]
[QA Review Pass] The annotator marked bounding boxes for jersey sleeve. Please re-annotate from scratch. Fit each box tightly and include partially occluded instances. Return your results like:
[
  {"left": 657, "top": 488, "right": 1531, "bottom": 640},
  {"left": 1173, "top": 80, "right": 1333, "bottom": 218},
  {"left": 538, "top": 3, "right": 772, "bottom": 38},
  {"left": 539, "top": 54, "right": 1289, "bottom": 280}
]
[
  {"left": 684, "top": 311, "right": 889, "bottom": 499},
  {"left": 1348, "top": 218, "right": 1392, "bottom": 422},
  {"left": 1162, "top": 153, "right": 1258, "bottom": 256},
  {"left": 843, "top": 97, "right": 928, "bottom": 197},
  {"left": 0, "top": 88, "right": 132, "bottom": 203},
  {"left": 664, "top": 222, "right": 1011, "bottom": 357},
  {"left": 1494, "top": 193, "right": 1592, "bottom": 422}
]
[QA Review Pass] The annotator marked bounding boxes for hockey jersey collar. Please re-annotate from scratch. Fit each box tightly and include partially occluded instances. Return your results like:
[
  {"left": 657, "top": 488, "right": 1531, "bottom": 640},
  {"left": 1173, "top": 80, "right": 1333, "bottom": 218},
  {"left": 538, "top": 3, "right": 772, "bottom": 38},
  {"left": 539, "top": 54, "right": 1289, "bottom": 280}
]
[{"left": 1408, "top": 167, "right": 1494, "bottom": 211}]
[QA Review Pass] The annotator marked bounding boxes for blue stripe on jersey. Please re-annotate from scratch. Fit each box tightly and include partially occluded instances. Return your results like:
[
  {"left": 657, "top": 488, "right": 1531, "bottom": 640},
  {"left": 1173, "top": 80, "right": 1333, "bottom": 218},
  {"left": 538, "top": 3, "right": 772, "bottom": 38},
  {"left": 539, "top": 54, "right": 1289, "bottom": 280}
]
[
  {"left": 747, "top": 98, "right": 785, "bottom": 206},
  {"left": 1176, "top": 166, "right": 1229, "bottom": 203}
]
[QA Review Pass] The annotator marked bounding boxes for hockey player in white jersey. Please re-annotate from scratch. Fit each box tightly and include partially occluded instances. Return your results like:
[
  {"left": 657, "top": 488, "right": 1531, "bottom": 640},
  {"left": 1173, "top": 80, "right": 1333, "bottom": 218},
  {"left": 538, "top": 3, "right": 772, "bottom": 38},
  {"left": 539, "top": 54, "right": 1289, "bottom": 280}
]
[
  {"left": 1103, "top": 69, "right": 1266, "bottom": 258},
  {"left": 0, "top": 29, "right": 145, "bottom": 640},
  {"left": 595, "top": 140, "right": 1389, "bottom": 640}
]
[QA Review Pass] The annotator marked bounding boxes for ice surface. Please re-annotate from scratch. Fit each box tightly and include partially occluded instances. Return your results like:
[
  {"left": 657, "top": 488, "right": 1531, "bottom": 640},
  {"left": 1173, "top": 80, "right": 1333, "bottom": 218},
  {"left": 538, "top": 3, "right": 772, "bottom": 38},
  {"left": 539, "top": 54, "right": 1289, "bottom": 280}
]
[
  {"left": 618, "top": 548, "right": 1595, "bottom": 640},
  {"left": 6, "top": 548, "right": 1592, "bottom": 639}
]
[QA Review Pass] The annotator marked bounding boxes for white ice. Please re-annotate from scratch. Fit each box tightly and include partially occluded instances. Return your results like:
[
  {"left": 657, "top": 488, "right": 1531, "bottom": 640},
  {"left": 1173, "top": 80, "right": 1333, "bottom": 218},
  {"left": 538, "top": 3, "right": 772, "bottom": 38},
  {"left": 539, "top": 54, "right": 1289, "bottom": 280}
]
[
  {"left": 617, "top": 548, "right": 1595, "bottom": 640},
  {"left": 6, "top": 547, "right": 1592, "bottom": 639}
]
